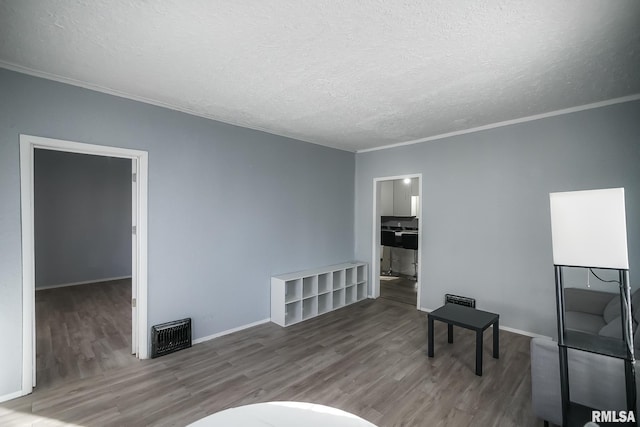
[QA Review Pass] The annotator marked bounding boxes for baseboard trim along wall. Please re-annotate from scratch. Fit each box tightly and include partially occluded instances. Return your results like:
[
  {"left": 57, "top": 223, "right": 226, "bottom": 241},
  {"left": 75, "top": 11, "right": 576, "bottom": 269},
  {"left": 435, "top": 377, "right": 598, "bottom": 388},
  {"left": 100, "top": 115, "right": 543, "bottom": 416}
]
[
  {"left": 418, "top": 306, "right": 552, "bottom": 340},
  {"left": 192, "top": 318, "right": 271, "bottom": 345},
  {"left": 0, "top": 390, "right": 24, "bottom": 404},
  {"left": 35, "top": 276, "right": 132, "bottom": 291},
  {"left": 499, "top": 325, "right": 552, "bottom": 340}
]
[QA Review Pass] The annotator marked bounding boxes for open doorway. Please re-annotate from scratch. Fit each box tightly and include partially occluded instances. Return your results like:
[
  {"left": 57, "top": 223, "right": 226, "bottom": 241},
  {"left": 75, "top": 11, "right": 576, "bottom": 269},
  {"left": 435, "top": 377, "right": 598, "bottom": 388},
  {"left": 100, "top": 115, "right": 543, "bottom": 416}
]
[
  {"left": 20, "top": 135, "right": 148, "bottom": 396},
  {"left": 33, "top": 149, "right": 133, "bottom": 389},
  {"left": 371, "top": 174, "right": 422, "bottom": 308}
]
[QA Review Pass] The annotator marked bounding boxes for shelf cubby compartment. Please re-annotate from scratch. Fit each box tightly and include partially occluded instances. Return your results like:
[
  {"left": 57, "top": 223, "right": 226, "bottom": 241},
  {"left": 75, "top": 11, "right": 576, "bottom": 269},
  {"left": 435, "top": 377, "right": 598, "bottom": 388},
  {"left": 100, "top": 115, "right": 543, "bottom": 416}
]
[
  {"left": 332, "top": 270, "right": 345, "bottom": 289},
  {"left": 345, "top": 285, "right": 356, "bottom": 305},
  {"left": 302, "top": 296, "right": 318, "bottom": 320},
  {"left": 285, "top": 301, "right": 302, "bottom": 325},
  {"left": 285, "top": 279, "right": 302, "bottom": 303},
  {"left": 318, "top": 272, "right": 332, "bottom": 294},
  {"left": 345, "top": 267, "right": 356, "bottom": 286},
  {"left": 357, "top": 282, "right": 367, "bottom": 301},
  {"left": 357, "top": 264, "right": 367, "bottom": 283},
  {"left": 318, "top": 293, "right": 332, "bottom": 315},
  {"left": 303, "top": 276, "right": 318, "bottom": 299},
  {"left": 333, "top": 288, "right": 345, "bottom": 309}
]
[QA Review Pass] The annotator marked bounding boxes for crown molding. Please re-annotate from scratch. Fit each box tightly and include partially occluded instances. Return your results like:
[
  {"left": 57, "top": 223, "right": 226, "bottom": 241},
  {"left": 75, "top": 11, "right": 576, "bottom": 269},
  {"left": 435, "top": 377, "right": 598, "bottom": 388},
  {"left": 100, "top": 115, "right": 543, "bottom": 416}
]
[{"left": 357, "top": 94, "right": 640, "bottom": 153}]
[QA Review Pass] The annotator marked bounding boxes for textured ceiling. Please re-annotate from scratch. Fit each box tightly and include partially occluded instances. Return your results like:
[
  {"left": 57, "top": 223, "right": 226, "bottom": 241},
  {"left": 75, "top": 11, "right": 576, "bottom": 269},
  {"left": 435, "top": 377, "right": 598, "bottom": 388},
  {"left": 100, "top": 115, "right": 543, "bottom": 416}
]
[{"left": 1, "top": 1, "right": 639, "bottom": 152}]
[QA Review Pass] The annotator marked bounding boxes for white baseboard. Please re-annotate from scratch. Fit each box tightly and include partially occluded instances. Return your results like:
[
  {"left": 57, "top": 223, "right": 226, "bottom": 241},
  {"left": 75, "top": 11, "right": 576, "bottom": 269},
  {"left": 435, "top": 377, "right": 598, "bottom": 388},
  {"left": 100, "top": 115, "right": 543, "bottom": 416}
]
[
  {"left": 418, "top": 306, "right": 551, "bottom": 340},
  {"left": 0, "top": 390, "right": 25, "bottom": 403},
  {"left": 499, "top": 325, "right": 552, "bottom": 340},
  {"left": 36, "top": 276, "right": 132, "bottom": 291},
  {"left": 192, "top": 318, "right": 271, "bottom": 345}
]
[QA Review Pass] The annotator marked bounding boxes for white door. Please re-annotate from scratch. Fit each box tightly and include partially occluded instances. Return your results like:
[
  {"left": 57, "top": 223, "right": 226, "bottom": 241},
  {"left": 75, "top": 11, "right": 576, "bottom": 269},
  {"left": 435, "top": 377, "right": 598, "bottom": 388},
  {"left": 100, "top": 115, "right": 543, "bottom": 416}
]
[{"left": 131, "top": 159, "right": 138, "bottom": 355}]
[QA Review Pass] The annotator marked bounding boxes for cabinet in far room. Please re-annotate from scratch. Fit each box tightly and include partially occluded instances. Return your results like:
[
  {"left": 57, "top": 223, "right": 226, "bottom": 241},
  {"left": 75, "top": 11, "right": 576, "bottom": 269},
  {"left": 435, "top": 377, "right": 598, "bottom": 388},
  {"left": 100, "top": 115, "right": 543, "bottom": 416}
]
[{"left": 392, "top": 178, "right": 418, "bottom": 216}]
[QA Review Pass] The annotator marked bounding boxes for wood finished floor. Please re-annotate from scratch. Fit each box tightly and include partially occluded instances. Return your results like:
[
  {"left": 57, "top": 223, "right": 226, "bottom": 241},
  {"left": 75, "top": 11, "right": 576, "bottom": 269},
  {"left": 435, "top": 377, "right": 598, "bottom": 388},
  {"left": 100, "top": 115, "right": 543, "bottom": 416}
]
[
  {"left": 380, "top": 275, "right": 418, "bottom": 306},
  {"left": 2, "top": 297, "right": 540, "bottom": 427},
  {"left": 35, "top": 279, "right": 135, "bottom": 390}
]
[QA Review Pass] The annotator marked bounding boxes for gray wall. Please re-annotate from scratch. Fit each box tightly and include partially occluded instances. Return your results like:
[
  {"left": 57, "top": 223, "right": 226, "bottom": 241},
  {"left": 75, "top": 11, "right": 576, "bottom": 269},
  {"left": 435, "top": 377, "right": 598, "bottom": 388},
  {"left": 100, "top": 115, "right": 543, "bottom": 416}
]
[
  {"left": 34, "top": 150, "right": 132, "bottom": 288},
  {"left": 355, "top": 100, "right": 640, "bottom": 338},
  {"left": 0, "top": 68, "right": 355, "bottom": 397}
]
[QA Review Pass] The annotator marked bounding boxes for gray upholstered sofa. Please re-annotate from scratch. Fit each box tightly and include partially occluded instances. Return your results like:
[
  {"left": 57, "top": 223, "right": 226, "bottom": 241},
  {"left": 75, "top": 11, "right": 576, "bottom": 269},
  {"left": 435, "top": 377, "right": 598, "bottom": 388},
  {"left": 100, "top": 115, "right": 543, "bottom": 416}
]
[{"left": 531, "top": 288, "right": 639, "bottom": 426}]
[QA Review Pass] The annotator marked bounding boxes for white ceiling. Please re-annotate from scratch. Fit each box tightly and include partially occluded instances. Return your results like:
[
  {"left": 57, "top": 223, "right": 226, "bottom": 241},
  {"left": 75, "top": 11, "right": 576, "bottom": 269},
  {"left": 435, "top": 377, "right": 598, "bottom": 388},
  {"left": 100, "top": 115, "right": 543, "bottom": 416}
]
[{"left": 1, "top": 1, "right": 639, "bottom": 152}]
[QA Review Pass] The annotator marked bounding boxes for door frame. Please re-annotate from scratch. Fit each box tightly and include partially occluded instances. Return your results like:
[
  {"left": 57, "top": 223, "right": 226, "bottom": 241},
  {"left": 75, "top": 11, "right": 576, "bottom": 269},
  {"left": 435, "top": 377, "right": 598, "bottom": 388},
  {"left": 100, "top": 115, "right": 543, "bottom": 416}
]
[
  {"left": 371, "top": 174, "right": 423, "bottom": 309},
  {"left": 19, "top": 134, "right": 149, "bottom": 395}
]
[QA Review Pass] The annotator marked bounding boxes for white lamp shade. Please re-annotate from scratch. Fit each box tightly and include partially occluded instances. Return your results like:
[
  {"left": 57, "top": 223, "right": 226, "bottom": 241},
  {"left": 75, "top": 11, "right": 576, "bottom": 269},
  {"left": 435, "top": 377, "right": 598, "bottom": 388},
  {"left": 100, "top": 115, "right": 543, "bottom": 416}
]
[{"left": 549, "top": 188, "right": 629, "bottom": 269}]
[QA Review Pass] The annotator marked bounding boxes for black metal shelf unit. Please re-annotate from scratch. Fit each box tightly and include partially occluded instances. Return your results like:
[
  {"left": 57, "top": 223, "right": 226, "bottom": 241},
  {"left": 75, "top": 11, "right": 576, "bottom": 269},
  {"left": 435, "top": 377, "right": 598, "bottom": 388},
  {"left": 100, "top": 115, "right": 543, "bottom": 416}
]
[{"left": 554, "top": 265, "right": 637, "bottom": 427}]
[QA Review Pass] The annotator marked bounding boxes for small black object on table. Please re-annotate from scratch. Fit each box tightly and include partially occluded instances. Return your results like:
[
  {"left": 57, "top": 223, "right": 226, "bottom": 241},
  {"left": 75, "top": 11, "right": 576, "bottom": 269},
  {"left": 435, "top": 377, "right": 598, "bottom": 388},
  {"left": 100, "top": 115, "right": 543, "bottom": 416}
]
[{"left": 427, "top": 303, "right": 499, "bottom": 376}]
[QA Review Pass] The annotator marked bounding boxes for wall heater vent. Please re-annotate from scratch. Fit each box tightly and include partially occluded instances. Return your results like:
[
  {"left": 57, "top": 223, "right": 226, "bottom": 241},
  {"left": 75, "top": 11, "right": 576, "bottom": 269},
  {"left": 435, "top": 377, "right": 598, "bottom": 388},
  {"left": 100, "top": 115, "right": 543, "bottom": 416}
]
[
  {"left": 445, "top": 294, "right": 476, "bottom": 308},
  {"left": 151, "top": 318, "right": 192, "bottom": 358}
]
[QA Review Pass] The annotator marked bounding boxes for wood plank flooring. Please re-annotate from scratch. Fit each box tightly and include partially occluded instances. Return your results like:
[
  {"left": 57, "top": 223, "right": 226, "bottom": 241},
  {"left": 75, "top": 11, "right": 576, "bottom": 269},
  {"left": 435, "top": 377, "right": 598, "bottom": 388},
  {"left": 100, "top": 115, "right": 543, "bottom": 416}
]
[
  {"left": 1, "top": 297, "right": 541, "bottom": 426},
  {"left": 34, "top": 279, "right": 135, "bottom": 390},
  {"left": 380, "top": 276, "right": 417, "bottom": 306}
]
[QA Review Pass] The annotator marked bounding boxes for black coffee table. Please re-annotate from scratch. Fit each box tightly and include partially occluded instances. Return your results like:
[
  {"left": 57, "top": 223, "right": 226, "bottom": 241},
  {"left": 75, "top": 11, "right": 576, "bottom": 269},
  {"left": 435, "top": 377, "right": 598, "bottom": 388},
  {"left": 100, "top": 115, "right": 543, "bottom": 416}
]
[{"left": 427, "top": 303, "right": 499, "bottom": 376}]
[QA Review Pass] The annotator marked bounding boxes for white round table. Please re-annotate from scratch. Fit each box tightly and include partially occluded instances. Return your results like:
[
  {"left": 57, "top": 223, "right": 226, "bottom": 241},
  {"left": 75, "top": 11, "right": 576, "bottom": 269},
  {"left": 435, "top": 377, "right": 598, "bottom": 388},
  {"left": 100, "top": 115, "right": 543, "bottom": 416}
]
[{"left": 187, "top": 401, "right": 378, "bottom": 427}]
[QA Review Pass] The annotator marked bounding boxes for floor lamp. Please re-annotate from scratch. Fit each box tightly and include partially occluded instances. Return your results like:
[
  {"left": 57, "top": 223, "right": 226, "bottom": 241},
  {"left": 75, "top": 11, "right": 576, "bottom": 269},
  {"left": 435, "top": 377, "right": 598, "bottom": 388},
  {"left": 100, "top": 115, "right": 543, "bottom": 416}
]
[{"left": 549, "top": 187, "right": 636, "bottom": 426}]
